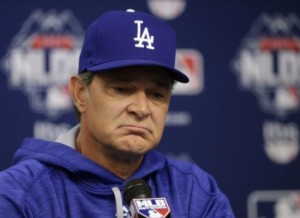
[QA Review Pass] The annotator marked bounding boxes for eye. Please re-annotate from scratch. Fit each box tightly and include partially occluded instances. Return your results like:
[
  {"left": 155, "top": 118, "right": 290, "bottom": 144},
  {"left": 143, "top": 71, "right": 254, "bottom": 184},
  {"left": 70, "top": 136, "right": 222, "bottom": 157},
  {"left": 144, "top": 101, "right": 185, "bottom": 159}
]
[
  {"left": 113, "top": 87, "right": 130, "bottom": 94},
  {"left": 148, "top": 89, "right": 169, "bottom": 102},
  {"left": 152, "top": 92, "right": 164, "bottom": 99}
]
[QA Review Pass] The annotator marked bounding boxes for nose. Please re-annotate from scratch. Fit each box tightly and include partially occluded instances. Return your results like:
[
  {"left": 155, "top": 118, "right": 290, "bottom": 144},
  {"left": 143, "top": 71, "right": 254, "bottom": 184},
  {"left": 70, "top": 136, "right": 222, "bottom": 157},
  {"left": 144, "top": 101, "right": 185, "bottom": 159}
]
[{"left": 127, "top": 91, "right": 150, "bottom": 119}]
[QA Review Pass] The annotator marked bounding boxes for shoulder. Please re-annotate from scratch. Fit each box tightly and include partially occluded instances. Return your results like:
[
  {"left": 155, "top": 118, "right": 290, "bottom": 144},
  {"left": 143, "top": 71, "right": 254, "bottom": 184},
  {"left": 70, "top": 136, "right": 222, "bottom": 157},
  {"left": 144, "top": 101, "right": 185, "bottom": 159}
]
[
  {"left": 0, "top": 159, "right": 48, "bottom": 187},
  {"left": 163, "top": 156, "right": 224, "bottom": 196},
  {"left": 163, "top": 157, "right": 234, "bottom": 217},
  {"left": 0, "top": 159, "right": 49, "bottom": 208},
  {"left": 165, "top": 157, "right": 212, "bottom": 181},
  {"left": 159, "top": 157, "right": 234, "bottom": 217}
]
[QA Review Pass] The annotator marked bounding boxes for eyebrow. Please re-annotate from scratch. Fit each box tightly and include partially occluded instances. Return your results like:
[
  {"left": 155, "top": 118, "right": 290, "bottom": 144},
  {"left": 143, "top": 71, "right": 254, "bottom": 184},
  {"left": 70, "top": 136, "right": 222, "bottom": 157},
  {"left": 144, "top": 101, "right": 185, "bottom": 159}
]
[
  {"left": 123, "top": 77, "right": 170, "bottom": 89},
  {"left": 153, "top": 78, "right": 171, "bottom": 88}
]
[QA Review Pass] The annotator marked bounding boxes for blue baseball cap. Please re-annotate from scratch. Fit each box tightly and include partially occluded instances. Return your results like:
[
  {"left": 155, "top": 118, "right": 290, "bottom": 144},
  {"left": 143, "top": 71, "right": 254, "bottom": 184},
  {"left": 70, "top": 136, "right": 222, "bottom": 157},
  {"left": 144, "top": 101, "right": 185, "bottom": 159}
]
[{"left": 78, "top": 9, "right": 189, "bottom": 83}]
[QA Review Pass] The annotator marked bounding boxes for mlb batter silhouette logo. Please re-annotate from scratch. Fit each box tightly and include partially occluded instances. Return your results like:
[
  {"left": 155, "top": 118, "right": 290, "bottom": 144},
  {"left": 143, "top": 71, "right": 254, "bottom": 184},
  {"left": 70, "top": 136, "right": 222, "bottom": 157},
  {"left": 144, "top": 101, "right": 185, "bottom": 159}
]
[{"left": 148, "top": 209, "right": 163, "bottom": 217}]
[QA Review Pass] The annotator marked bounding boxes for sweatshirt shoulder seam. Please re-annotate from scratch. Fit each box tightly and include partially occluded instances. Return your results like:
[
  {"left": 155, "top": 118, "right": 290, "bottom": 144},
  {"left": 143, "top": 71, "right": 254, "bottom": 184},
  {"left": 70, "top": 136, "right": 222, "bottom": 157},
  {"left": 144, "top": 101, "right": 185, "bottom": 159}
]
[{"left": 19, "top": 160, "right": 49, "bottom": 214}]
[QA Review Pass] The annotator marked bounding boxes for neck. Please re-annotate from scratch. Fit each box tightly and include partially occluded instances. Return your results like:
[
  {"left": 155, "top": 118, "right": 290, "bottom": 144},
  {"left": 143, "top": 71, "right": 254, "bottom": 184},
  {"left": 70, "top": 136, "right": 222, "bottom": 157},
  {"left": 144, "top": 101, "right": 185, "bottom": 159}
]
[{"left": 76, "top": 132, "right": 143, "bottom": 180}]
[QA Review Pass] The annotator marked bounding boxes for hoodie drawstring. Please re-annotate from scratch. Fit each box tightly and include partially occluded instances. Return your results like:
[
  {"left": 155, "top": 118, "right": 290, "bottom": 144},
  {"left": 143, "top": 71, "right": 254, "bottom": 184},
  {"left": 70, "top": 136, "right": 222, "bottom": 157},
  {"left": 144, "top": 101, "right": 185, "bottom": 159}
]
[{"left": 112, "top": 187, "right": 124, "bottom": 218}]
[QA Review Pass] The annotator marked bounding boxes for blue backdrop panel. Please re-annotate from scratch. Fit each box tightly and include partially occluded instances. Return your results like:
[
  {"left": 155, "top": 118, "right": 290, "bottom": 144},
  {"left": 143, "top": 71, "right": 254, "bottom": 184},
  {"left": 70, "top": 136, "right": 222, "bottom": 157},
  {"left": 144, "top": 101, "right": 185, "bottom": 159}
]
[{"left": 0, "top": 1, "right": 299, "bottom": 217}]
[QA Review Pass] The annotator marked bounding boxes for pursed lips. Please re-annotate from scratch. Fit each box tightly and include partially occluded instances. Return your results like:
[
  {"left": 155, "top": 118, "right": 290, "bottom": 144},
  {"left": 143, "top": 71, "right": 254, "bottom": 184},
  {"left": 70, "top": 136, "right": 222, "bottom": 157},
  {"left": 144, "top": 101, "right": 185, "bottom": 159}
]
[{"left": 119, "top": 125, "right": 152, "bottom": 134}]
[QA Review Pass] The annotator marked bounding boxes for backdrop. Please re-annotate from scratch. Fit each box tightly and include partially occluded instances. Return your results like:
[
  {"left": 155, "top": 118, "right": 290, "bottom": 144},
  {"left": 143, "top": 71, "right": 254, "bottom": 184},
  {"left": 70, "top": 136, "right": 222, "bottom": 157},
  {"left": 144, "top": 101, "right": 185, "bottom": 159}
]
[{"left": 1, "top": 0, "right": 300, "bottom": 217}]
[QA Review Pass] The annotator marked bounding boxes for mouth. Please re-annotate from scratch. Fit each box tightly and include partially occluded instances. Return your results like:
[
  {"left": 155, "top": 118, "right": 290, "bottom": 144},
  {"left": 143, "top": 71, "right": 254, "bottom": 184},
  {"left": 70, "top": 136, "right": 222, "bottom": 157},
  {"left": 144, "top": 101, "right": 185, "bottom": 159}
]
[{"left": 119, "top": 125, "right": 151, "bottom": 135}]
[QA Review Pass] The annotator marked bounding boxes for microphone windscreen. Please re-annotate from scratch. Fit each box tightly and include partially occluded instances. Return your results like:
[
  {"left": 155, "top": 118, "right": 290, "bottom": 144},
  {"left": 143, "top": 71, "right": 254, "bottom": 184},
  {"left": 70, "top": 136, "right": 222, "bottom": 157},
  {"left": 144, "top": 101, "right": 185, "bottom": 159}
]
[{"left": 124, "top": 178, "right": 152, "bottom": 205}]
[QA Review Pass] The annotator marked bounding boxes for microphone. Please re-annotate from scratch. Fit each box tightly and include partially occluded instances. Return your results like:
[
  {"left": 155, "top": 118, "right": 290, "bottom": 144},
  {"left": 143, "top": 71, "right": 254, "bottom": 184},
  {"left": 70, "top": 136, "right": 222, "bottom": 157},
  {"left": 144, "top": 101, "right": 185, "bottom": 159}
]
[{"left": 124, "top": 178, "right": 171, "bottom": 218}]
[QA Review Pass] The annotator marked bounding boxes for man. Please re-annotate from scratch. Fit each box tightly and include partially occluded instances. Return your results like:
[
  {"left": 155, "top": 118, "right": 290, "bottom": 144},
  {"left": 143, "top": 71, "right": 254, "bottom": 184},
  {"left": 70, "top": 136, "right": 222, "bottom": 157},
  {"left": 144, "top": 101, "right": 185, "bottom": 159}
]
[{"left": 0, "top": 9, "right": 235, "bottom": 217}]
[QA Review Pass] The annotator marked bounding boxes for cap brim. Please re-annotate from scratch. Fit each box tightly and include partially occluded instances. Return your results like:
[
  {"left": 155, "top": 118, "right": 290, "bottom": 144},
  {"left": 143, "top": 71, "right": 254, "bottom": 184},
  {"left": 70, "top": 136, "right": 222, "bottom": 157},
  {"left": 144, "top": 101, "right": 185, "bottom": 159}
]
[{"left": 86, "top": 59, "right": 189, "bottom": 83}]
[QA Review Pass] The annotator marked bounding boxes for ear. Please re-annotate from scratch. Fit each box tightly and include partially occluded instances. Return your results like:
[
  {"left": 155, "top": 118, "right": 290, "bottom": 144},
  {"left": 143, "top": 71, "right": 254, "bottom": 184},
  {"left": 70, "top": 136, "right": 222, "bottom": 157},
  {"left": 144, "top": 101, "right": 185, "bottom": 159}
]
[{"left": 69, "top": 75, "right": 88, "bottom": 113}]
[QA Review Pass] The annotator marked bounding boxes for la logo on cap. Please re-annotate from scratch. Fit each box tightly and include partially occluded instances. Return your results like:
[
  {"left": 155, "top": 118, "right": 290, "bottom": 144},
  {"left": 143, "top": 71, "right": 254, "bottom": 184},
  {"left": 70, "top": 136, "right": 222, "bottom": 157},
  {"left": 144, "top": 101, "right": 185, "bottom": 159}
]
[{"left": 134, "top": 20, "right": 155, "bottom": 50}]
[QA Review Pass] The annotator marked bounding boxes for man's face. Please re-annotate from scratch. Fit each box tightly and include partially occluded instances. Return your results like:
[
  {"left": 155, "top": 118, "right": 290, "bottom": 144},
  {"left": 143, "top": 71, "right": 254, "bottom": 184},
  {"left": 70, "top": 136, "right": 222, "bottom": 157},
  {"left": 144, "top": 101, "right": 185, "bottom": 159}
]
[{"left": 79, "top": 66, "right": 173, "bottom": 159}]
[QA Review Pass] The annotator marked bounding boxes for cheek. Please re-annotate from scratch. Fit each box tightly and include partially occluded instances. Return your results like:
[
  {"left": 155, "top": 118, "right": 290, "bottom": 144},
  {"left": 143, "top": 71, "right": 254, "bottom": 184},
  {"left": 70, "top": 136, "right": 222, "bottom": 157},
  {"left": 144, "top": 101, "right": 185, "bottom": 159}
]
[
  {"left": 153, "top": 108, "right": 169, "bottom": 132},
  {"left": 84, "top": 95, "right": 109, "bottom": 125},
  {"left": 86, "top": 96, "right": 125, "bottom": 128}
]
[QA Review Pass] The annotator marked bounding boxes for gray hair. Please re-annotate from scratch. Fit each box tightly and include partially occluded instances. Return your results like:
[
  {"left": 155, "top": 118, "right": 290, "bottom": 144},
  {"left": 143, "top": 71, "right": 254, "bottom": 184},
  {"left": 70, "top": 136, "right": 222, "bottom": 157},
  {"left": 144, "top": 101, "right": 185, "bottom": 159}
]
[{"left": 73, "top": 71, "right": 94, "bottom": 120}]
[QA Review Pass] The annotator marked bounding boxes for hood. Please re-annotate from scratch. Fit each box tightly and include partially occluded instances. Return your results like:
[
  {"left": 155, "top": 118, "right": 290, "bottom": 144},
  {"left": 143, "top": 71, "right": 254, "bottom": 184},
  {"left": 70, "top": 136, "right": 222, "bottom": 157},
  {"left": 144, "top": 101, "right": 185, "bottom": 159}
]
[{"left": 13, "top": 137, "right": 166, "bottom": 192}]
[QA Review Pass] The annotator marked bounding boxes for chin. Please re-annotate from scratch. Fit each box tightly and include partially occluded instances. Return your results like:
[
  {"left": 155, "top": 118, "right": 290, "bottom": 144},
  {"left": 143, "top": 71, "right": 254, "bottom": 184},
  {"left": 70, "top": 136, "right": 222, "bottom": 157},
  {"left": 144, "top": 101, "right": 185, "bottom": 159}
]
[
  {"left": 111, "top": 138, "right": 158, "bottom": 160},
  {"left": 114, "top": 149, "right": 146, "bottom": 163},
  {"left": 121, "top": 138, "right": 155, "bottom": 153},
  {"left": 112, "top": 143, "right": 153, "bottom": 161}
]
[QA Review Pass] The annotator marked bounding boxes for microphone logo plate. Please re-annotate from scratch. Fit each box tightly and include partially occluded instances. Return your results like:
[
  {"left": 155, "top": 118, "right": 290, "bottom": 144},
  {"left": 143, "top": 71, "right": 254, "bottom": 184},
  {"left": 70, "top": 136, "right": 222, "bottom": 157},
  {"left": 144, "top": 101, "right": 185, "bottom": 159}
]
[{"left": 133, "top": 197, "right": 171, "bottom": 218}]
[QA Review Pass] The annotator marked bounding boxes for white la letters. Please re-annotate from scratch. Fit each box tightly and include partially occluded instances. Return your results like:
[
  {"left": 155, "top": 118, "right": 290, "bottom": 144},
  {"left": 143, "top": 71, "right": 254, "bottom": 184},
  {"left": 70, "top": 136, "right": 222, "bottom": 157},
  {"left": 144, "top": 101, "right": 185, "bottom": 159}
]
[{"left": 134, "top": 20, "right": 155, "bottom": 50}]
